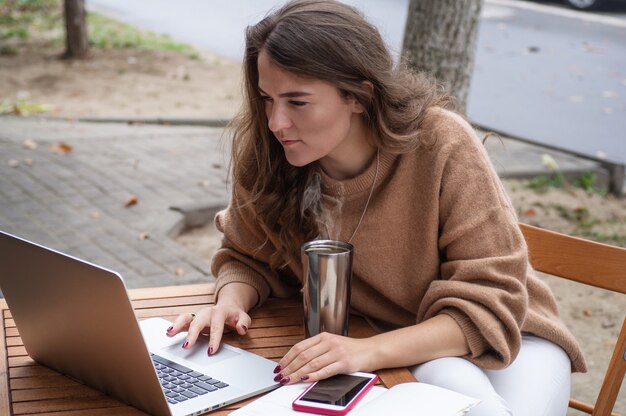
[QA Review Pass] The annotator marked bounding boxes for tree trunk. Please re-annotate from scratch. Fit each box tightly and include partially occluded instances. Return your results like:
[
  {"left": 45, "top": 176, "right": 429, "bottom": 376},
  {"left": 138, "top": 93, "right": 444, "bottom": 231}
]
[
  {"left": 64, "top": 0, "right": 89, "bottom": 59},
  {"left": 402, "top": 0, "right": 483, "bottom": 114}
]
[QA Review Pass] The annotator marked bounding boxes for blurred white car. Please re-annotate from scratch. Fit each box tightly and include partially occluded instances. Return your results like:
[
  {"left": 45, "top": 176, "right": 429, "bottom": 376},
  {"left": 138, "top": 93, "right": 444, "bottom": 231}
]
[{"left": 563, "top": 0, "right": 609, "bottom": 10}]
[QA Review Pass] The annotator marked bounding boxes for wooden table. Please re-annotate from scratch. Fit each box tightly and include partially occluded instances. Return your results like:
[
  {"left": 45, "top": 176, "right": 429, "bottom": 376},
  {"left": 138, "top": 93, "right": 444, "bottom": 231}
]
[{"left": 1, "top": 283, "right": 415, "bottom": 415}]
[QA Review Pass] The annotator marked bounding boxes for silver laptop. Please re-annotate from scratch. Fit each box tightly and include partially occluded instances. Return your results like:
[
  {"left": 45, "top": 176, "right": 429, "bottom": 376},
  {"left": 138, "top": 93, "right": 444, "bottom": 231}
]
[{"left": 0, "top": 231, "right": 279, "bottom": 416}]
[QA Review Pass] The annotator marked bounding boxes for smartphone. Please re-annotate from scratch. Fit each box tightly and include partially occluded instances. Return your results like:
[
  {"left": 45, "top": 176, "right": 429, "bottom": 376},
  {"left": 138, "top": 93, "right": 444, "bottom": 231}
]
[{"left": 292, "top": 372, "right": 379, "bottom": 416}]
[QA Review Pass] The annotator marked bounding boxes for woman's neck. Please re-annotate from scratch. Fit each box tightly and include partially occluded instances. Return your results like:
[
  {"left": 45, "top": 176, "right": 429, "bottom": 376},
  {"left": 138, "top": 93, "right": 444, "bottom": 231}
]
[{"left": 319, "top": 120, "right": 377, "bottom": 180}]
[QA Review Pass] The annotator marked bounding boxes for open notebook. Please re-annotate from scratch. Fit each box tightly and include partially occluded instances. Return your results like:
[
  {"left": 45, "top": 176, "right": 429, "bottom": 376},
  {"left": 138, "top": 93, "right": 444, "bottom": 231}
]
[{"left": 231, "top": 381, "right": 480, "bottom": 416}]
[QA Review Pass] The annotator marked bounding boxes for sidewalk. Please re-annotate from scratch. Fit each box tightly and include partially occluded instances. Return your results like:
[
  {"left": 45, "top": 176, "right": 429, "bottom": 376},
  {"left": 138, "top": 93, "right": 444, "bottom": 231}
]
[
  {"left": 0, "top": 116, "right": 611, "bottom": 289},
  {"left": 0, "top": 117, "right": 229, "bottom": 289}
]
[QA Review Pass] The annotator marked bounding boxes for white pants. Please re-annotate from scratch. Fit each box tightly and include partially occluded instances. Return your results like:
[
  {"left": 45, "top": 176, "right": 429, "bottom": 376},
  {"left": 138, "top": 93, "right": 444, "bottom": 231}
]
[{"left": 411, "top": 335, "right": 571, "bottom": 416}]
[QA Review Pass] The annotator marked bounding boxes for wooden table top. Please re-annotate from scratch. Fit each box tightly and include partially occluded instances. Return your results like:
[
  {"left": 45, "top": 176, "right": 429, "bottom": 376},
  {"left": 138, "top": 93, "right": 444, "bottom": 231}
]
[{"left": 0, "top": 283, "right": 415, "bottom": 415}]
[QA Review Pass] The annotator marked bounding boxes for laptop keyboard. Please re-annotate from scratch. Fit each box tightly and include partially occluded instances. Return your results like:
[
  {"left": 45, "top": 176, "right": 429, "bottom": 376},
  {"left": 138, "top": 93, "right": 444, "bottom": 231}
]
[{"left": 151, "top": 354, "right": 230, "bottom": 405}]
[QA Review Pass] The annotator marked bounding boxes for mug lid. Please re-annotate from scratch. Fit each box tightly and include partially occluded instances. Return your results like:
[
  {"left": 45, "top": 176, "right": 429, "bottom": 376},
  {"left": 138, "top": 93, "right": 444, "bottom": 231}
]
[{"left": 301, "top": 239, "right": 353, "bottom": 255}]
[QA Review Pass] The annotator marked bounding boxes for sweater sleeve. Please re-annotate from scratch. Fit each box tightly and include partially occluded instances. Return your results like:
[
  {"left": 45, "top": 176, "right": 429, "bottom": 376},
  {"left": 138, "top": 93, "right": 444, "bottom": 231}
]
[
  {"left": 416, "top": 112, "right": 529, "bottom": 370},
  {"left": 211, "top": 187, "right": 301, "bottom": 307}
]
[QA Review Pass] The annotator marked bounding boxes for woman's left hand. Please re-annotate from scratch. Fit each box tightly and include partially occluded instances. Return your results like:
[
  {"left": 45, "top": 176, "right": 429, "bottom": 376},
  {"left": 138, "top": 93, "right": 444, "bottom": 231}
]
[{"left": 274, "top": 332, "right": 375, "bottom": 385}]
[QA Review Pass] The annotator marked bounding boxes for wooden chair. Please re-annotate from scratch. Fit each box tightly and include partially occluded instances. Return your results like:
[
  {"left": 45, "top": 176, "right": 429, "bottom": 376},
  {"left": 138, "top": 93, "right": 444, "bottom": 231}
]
[{"left": 520, "top": 223, "right": 626, "bottom": 416}]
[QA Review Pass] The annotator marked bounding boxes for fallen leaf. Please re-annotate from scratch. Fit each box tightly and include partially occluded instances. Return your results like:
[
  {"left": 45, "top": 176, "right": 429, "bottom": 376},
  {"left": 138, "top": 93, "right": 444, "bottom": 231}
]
[
  {"left": 582, "top": 308, "right": 593, "bottom": 317},
  {"left": 24, "top": 158, "right": 33, "bottom": 166},
  {"left": 8, "top": 159, "right": 20, "bottom": 167},
  {"left": 50, "top": 142, "right": 73, "bottom": 155},
  {"left": 10, "top": 101, "right": 50, "bottom": 116},
  {"left": 89, "top": 211, "right": 100, "bottom": 220},
  {"left": 138, "top": 232, "right": 149, "bottom": 240},
  {"left": 175, "top": 267, "right": 185, "bottom": 277},
  {"left": 572, "top": 207, "right": 590, "bottom": 222},
  {"left": 523, "top": 208, "right": 537, "bottom": 217},
  {"left": 124, "top": 195, "right": 139, "bottom": 208},
  {"left": 23, "top": 139, "right": 37, "bottom": 150}
]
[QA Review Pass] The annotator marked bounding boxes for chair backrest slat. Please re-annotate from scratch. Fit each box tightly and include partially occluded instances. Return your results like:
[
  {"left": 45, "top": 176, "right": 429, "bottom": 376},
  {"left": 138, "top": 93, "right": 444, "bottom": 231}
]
[
  {"left": 520, "top": 223, "right": 626, "bottom": 294},
  {"left": 519, "top": 223, "right": 626, "bottom": 416}
]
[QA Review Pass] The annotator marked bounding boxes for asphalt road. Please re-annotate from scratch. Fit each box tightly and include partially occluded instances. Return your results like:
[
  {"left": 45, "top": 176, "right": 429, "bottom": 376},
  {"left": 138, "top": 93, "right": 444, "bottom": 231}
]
[
  {"left": 471, "top": 0, "right": 626, "bottom": 165},
  {"left": 86, "top": 0, "right": 626, "bottom": 165}
]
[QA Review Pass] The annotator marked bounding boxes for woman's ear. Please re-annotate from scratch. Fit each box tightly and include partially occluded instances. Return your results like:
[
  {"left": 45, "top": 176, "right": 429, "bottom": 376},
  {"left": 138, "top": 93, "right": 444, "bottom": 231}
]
[{"left": 349, "top": 81, "right": 374, "bottom": 114}]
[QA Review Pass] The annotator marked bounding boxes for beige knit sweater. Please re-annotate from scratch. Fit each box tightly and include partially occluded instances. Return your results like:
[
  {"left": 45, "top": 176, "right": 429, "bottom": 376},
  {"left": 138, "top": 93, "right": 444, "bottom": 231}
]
[{"left": 212, "top": 108, "right": 587, "bottom": 373}]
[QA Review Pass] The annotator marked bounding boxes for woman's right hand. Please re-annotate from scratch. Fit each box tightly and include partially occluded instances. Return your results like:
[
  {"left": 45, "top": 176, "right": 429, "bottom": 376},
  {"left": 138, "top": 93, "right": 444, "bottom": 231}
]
[{"left": 166, "top": 304, "right": 252, "bottom": 355}]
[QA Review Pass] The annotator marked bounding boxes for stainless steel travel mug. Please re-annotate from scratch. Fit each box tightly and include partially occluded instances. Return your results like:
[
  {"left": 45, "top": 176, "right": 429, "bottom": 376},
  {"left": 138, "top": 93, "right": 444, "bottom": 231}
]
[{"left": 301, "top": 240, "right": 353, "bottom": 338}]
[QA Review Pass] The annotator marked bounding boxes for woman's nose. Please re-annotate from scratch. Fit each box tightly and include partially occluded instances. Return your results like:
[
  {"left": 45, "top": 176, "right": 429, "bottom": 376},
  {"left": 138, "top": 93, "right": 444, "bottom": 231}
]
[{"left": 267, "top": 104, "right": 291, "bottom": 133}]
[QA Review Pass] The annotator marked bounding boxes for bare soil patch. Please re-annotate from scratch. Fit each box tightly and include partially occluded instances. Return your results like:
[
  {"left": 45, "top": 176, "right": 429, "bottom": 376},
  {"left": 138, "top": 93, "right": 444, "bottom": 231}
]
[{"left": 0, "top": 40, "right": 241, "bottom": 118}]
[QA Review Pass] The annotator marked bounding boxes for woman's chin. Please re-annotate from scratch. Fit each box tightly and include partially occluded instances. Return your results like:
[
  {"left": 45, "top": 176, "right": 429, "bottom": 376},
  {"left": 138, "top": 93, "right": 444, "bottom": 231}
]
[{"left": 284, "top": 153, "right": 315, "bottom": 168}]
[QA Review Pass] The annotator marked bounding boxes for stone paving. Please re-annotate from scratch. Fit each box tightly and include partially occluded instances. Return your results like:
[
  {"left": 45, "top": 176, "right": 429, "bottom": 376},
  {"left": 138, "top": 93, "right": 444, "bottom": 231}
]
[
  {"left": 0, "top": 117, "right": 229, "bottom": 289},
  {"left": 0, "top": 116, "right": 610, "bottom": 290}
]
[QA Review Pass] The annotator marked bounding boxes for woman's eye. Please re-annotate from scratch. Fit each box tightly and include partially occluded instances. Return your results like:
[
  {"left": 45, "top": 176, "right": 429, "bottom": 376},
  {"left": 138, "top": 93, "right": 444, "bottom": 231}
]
[
  {"left": 260, "top": 95, "right": 273, "bottom": 102},
  {"left": 289, "top": 101, "right": 307, "bottom": 107}
]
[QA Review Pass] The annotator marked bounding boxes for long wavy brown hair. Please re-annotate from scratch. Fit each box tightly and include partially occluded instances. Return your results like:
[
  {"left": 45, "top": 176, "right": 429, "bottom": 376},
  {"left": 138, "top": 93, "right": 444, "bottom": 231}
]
[{"left": 229, "top": 0, "right": 452, "bottom": 269}]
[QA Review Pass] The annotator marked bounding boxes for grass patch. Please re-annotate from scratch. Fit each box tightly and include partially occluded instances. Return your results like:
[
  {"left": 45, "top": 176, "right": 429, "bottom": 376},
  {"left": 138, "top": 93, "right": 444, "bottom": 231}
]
[
  {"left": 554, "top": 204, "right": 595, "bottom": 231},
  {"left": 0, "top": 99, "right": 49, "bottom": 115},
  {"left": 525, "top": 172, "right": 606, "bottom": 195},
  {"left": 0, "top": 0, "right": 199, "bottom": 58},
  {"left": 550, "top": 204, "right": 626, "bottom": 247},
  {"left": 87, "top": 13, "right": 199, "bottom": 58},
  {"left": 525, "top": 174, "right": 564, "bottom": 193},
  {"left": 574, "top": 173, "right": 596, "bottom": 192},
  {"left": 0, "top": 0, "right": 61, "bottom": 44}
]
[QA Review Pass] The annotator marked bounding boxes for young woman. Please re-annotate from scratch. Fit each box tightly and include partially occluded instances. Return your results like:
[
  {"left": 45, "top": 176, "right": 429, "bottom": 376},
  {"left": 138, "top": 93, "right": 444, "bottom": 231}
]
[{"left": 168, "top": 1, "right": 586, "bottom": 414}]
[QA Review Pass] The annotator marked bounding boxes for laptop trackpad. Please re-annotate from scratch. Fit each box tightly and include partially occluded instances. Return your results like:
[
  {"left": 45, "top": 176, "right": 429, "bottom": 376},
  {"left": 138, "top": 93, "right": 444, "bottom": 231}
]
[{"left": 161, "top": 340, "right": 240, "bottom": 366}]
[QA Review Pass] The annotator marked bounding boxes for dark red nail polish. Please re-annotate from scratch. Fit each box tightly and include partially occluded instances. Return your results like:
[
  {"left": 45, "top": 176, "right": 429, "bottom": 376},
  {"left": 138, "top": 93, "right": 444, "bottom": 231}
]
[
  {"left": 273, "top": 365, "right": 281, "bottom": 374},
  {"left": 301, "top": 375, "right": 310, "bottom": 381},
  {"left": 279, "top": 376, "right": 290, "bottom": 385},
  {"left": 167, "top": 326, "right": 173, "bottom": 332},
  {"left": 208, "top": 346, "right": 214, "bottom": 355},
  {"left": 274, "top": 373, "right": 282, "bottom": 382},
  {"left": 182, "top": 341, "right": 189, "bottom": 349}
]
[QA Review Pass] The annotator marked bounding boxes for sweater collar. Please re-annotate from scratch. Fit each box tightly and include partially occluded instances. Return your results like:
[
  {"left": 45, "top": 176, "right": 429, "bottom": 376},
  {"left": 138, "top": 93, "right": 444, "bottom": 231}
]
[{"left": 320, "top": 150, "right": 396, "bottom": 197}]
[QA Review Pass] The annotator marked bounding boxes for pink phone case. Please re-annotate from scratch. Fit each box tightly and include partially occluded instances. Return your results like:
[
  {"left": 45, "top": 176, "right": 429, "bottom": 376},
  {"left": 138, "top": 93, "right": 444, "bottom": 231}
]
[{"left": 292, "top": 374, "right": 379, "bottom": 416}]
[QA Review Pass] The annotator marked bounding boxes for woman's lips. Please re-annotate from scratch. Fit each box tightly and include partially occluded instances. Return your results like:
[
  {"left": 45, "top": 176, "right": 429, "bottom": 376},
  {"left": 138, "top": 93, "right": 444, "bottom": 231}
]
[{"left": 280, "top": 139, "right": 300, "bottom": 147}]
